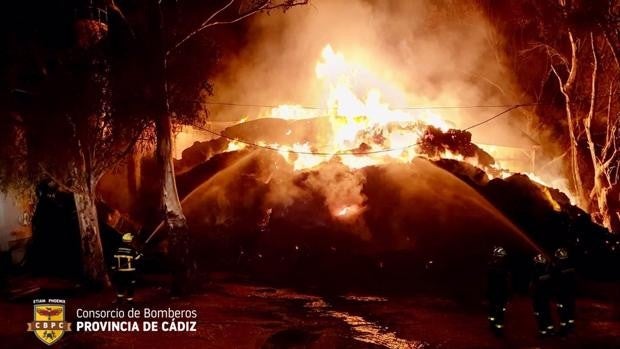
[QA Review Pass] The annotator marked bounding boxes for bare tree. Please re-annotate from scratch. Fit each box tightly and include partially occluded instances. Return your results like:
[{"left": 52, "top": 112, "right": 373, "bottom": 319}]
[
  {"left": 551, "top": 28, "right": 585, "bottom": 205},
  {"left": 582, "top": 33, "right": 619, "bottom": 229},
  {"left": 481, "top": 0, "right": 620, "bottom": 230},
  {"left": 154, "top": 0, "right": 309, "bottom": 294},
  {"left": 547, "top": 1, "right": 620, "bottom": 230}
]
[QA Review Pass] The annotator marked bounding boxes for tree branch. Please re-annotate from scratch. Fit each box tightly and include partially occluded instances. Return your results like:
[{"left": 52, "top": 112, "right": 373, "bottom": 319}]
[
  {"left": 552, "top": 61, "right": 585, "bottom": 205},
  {"left": 521, "top": 42, "right": 569, "bottom": 68},
  {"left": 167, "top": 0, "right": 308, "bottom": 56},
  {"left": 39, "top": 165, "right": 78, "bottom": 193},
  {"left": 201, "top": 0, "right": 236, "bottom": 29},
  {"left": 602, "top": 27, "right": 620, "bottom": 71},
  {"left": 94, "top": 130, "right": 143, "bottom": 180},
  {"left": 564, "top": 30, "right": 578, "bottom": 92},
  {"left": 585, "top": 32, "right": 600, "bottom": 200},
  {"left": 602, "top": 81, "right": 616, "bottom": 161}
]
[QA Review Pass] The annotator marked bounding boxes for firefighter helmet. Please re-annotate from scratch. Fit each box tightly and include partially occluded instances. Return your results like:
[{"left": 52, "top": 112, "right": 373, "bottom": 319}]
[
  {"left": 492, "top": 246, "right": 507, "bottom": 258},
  {"left": 122, "top": 233, "right": 134, "bottom": 243},
  {"left": 533, "top": 253, "right": 548, "bottom": 265},
  {"left": 554, "top": 248, "right": 569, "bottom": 260}
]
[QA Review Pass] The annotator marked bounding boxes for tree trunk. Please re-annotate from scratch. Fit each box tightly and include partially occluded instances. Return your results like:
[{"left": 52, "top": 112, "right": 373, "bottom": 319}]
[
  {"left": 153, "top": 0, "right": 196, "bottom": 295},
  {"left": 563, "top": 96, "right": 586, "bottom": 206},
  {"left": 156, "top": 111, "right": 185, "bottom": 231},
  {"left": 156, "top": 111, "right": 197, "bottom": 295},
  {"left": 584, "top": 33, "right": 613, "bottom": 230},
  {"left": 74, "top": 190, "right": 110, "bottom": 287},
  {"left": 554, "top": 30, "right": 586, "bottom": 207},
  {"left": 594, "top": 181, "right": 612, "bottom": 229}
]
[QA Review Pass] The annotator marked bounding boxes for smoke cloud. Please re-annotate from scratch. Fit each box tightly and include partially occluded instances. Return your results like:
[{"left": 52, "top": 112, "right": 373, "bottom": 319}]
[{"left": 207, "top": 0, "right": 527, "bottom": 147}]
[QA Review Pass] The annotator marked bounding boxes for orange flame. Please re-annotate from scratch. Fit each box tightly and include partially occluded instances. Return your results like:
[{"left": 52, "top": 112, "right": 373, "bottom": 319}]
[{"left": 212, "top": 44, "right": 575, "bottom": 210}]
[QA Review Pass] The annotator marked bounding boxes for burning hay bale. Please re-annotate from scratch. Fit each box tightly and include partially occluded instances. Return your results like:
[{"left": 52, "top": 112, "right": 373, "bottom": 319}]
[
  {"left": 221, "top": 118, "right": 329, "bottom": 147},
  {"left": 99, "top": 42, "right": 619, "bottom": 293},
  {"left": 97, "top": 111, "right": 619, "bottom": 293},
  {"left": 162, "top": 113, "right": 619, "bottom": 291},
  {"left": 418, "top": 126, "right": 495, "bottom": 168},
  {"left": 179, "top": 149, "right": 540, "bottom": 293},
  {"left": 174, "top": 137, "right": 231, "bottom": 174},
  {"left": 176, "top": 150, "right": 252, "bottom": 199},
  {"left": 430, "top": 160, "right": 618, "bottom": 277},
  {"left": 431, "top": 158, "right": 490, "bottom": 187}
]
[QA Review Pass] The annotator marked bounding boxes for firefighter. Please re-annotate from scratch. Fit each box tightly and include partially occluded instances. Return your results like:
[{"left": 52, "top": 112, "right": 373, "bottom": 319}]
[
  {"left": 487, "top": 246, "right": 510, "bottom": 336},
  {"left": 531, "top": 253, "right": 554, "bottom": 337},
  {"left": 111, "top": 233, "right": 142, "bottom": 303},
  {"left": 553, "top": 247, "right": 576, "bottom": 335}
]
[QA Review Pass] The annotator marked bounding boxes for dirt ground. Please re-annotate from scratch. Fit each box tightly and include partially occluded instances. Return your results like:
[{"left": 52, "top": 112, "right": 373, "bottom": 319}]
[{"left": 0, "top": 275, "right": 618, "bottom": 349}]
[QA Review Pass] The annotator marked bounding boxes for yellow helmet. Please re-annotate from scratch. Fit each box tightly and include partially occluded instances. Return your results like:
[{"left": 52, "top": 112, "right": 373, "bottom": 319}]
[
  {"left": 122, "top": 233, "right": 134, "bottom": 243},
  {"left": 554, "top": 248, "right": 569, "bottom": 260},
  {"left": 533, "top": 253, "right": 547, "bottom": 265}
]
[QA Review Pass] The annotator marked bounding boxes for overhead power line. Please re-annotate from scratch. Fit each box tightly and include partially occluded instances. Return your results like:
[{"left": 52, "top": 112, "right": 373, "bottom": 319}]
[
  {"left": 191, "top": 123, "right": 417, "bottom": 156},
  {"left": 199, "top": 101, "right": 537, "bottom": 110},
  {"left": 463, "top": 105, "right": 523, "bottom": 131},
  {"left": 185, "top": 89, "right": 620, "bottom": 157},
  {"left": 189, "top": 105, "right": 523, "bottom": 157},
  {"left": 185, "top": 89, "right": 620, "bottom": 110}
]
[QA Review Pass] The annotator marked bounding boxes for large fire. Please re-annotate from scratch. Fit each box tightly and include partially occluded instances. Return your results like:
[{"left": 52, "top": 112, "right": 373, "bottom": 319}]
[
  {"left": 189, "top": 44, "right": 575, "bottom": 211},
  {"left": 227, "top": 45, "right": 465, "bottom": 170}
]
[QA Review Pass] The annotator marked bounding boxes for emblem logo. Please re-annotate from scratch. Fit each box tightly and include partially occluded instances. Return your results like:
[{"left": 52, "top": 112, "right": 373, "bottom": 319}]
[{"left": 27, "top": 299, "right": 72, "bottom": 345}]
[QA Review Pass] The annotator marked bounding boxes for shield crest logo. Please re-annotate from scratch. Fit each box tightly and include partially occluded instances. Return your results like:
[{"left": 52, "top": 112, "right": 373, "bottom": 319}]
[{"left": 27, "top": 300, "right": 71, "bottom": 345}]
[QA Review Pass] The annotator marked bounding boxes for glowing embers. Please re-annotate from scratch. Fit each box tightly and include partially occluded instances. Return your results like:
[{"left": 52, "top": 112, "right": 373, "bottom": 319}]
[
  {"left": 334, "top": 204, "right": 362, "bottom": 219},
  {"left": 225, "top": 140, "right": 247, "bottom": 152}
]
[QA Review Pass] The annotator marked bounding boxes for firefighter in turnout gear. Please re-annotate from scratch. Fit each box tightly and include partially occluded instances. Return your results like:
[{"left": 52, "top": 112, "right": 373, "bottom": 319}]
[
  {"left": 487, "top": 246, "right": 510, "bottom": 336},
  {"left": 531, "top": 253, "right": 554, "bottom": 337},
  {"left": 111, "top": 233, "right": 142, "bottom": 303},
  {"left": 553, "top": 247, "right": 576, "bottom": 335}
]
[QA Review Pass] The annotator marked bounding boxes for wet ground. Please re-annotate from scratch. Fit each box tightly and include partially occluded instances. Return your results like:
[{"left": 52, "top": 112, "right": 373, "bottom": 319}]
[{"left": 0, "top": 276, "right": 618, "bottom": 348}]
